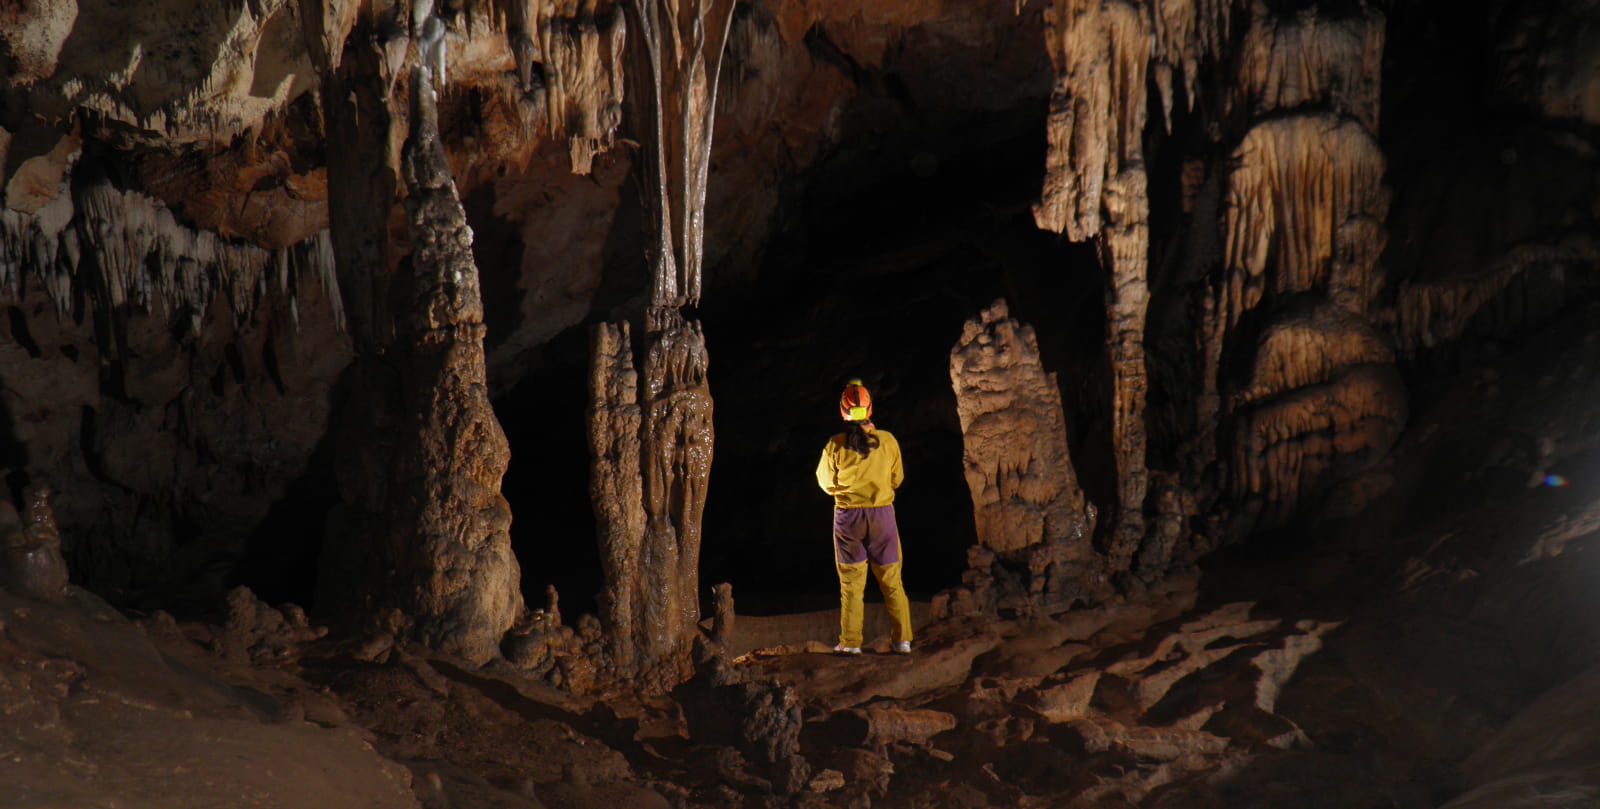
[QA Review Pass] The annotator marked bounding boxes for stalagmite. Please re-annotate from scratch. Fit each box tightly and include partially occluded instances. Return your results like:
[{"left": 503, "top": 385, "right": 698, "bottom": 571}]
[
  {"left": 367, "top": 44, "right": 523, "bottom": 665},
  {"left": 950, "top": 299, "right": 1097, "bottom": 606},
  {"left": 587, "top": 321, "right": 646, "bottom": 669},
  {"left": 1, "top": 486, "right": 70, "bottom": 602},
  {"left": 1033, "top": 0, "right": 1150, "bottom": 242},
  {"left": 638, "top": 311, "right": 714, "bottom": 661},
  {"left": 403, "top": 41, "right": 522, "bottom": 663}
]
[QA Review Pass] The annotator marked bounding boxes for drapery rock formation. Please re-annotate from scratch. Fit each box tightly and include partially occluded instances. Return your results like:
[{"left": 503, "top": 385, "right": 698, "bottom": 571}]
[
  {"left": 321, "top": 40, "right": 522, "bottom": 666},
  {"left": 950, "top": 299, "right": 1099, "bottom": 608},
  {"left": 1204, "top": 4, "right": 1399, "bottom": 536}
]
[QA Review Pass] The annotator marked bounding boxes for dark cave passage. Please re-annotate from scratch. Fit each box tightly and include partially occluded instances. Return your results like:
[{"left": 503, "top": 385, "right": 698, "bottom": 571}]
[{"left": 492, "top": 108, "right": 1112, "bottom": 622}]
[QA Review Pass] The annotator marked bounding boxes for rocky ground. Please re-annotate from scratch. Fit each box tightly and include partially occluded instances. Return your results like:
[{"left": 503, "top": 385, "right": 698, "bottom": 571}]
[{"left": 5, "top": 303, "right": 1600, "bottom": 809}]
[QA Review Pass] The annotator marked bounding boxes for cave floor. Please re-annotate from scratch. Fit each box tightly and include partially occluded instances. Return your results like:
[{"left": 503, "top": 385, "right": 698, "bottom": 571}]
[{"left": 7, "top": 308, "right": 1600, "bottom": 809}]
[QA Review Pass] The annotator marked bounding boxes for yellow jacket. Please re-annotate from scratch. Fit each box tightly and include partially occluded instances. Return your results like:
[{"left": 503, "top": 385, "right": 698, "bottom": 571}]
[{"left": 816, "top": 427, "right": 903, "bottom": 508}]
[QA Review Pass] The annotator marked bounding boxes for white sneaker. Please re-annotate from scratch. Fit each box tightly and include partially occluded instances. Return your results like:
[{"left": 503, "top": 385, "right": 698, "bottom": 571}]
[
  {"left": 893, "top": 641, "right": 912, "bottom": 654},
  {"left": 833, "top": 643, "right": 862, "bottom": 655}
]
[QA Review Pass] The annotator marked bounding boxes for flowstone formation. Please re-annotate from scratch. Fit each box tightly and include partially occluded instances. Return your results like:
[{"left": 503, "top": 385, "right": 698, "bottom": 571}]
[
  {"left": 949, "top": 299, "right": 1100, "bottom": 610},
  {"left": 1205, "top": 5, "right": 1402, "bottom": 535},
  {"left": 1022, "top": 0, "right": 1409, "bottom": 585},
  {"left": 322, "top": 33, "right": 523, "bottom": 666}
]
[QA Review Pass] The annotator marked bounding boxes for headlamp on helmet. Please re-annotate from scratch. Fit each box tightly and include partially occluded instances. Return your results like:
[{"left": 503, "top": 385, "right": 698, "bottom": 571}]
[{"left": 839, "top": 378, "right": 873, "bottom": 422}]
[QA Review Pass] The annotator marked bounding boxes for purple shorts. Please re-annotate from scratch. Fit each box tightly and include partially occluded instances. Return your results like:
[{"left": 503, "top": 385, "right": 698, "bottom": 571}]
[{"left": 833, "top": 505, "right": 901, "bottom": 565}]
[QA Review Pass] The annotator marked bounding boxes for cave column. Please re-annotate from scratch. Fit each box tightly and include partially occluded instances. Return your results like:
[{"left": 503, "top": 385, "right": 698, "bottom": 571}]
[
  {"left": 587, "top": 0, "right": 734, "bottom": 681},
  {"left": 1100, "top": 169, "right": 1151, "bottom": 575},
  {"left": 1032, "top": 0, "right": 1153, "bottom": 577}
]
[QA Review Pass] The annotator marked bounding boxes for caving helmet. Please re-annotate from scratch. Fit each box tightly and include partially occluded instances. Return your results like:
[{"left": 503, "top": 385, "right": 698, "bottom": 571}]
[{"left": 839, "top": 378, "right": 873, "bottom": 422}]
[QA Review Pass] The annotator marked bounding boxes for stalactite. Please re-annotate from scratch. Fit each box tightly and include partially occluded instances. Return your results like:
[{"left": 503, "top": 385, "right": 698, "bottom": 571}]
[
  {"left": 1033, "top": 0, "right": 1150, "bottom": 241},
  {"left": 1189, "top": 2, "right": 1394, "bottom": 538},
  {"left": 1385, "top": 243, "right": 1600, "bottom": 359},
  {"left": 950, "top": 299, "right": 1098, "bottom": 607},
  {"left": 378, "top": 50, "right": 524, "bottom": 665},
  {"left": 536, "top": 0, "right": 628, "bottom": 174},
  {"left": 1100, "top": 169, "right": 1151, "bottom": 575},
  {"left": 1150, "top": 0, "right": 1232, "bottom": 126},
  {"left": 624, "top": 0, "right": 739, "bottom": 308},
  {"left": 0, "top": 179, "right": 341, "bottom": 336},
  {"left": 306, "top": 1, "right": 401, "bottom": 353}
]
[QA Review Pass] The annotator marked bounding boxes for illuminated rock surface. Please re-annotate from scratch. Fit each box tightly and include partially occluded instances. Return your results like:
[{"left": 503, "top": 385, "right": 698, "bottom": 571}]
[{"left": 0, "top": 0, "right": 1597, "bottom": 806}]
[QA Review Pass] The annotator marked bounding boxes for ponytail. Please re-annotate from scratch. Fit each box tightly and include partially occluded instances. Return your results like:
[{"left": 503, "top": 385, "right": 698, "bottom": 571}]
[{"left": 843, "top": 421, "right": 879, "bottom": 457}]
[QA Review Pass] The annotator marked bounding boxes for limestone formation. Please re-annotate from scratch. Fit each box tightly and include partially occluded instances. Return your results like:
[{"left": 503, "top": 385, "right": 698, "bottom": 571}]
[
  {"left": 325, "top": 50, "right": 523, "bottom": 666},
  {"left": 1199, "top": 3, "right": 1396, "bottom": 533},
  {"left": 623, "top": 0, "right": 739, "bottom": 309},
  {"left": 588, "top": 321, "right": 647, "bottom": 669},
  {"left": 1033, "top": 0, "right": 1150, "bottom": 243},
  {"left": 538, "top": 1, "right": 628, "bottom": 174},
  {"left": 1216, "top": 115, "right": 1388, "bottom": 323},
  {"left": 1, "top": 485, "right": 69, "bottom": 602},
  {"left": 1101, "top": 168, "right": 1153, "bottom": 574},
  {"left": 2, "top": 0, "right": 315, "bottom": 148},
  {"left": 586, "top": 0, "right": 730, "bottom": 683},
  {"left": 950, "top": 299, "right": 1096, "bottom": 605},
  {"left": 1234, "top": 2, "right": 1385, "bottom": 131},
  {"left": 588, "top": 314, "right": 714, "bottom": 677},
  {"left": 0, "top": 153, "right": 342, "bottom": 333},
  {"left": 638, "top": 311, "right": 714, "bottom": 654}
]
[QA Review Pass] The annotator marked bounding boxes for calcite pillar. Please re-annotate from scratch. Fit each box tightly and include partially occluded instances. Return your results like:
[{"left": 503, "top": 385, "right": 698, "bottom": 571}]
[
  {"left": 950, "top": 300, "right": 1097, "bottom": 606},
  {"left": 1100, "top": 169, "right": 1151, "bottom": 574},
  {"left": 587, "top": 0, "right": 732, "bottom": 682},
  {"left": 1033, "top": 0, "right": 1166, "bottom": 578}
]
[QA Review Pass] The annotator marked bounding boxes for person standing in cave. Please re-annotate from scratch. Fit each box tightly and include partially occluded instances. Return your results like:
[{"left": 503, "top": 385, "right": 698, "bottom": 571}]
[{"left": 815, "top": 378, "right": 914, "bottom": 655}]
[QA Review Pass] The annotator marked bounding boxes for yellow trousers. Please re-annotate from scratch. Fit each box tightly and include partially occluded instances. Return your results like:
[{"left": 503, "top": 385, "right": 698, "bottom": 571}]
[{"left": 836, "top": 545, "right": 913, "bottom": 648}]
